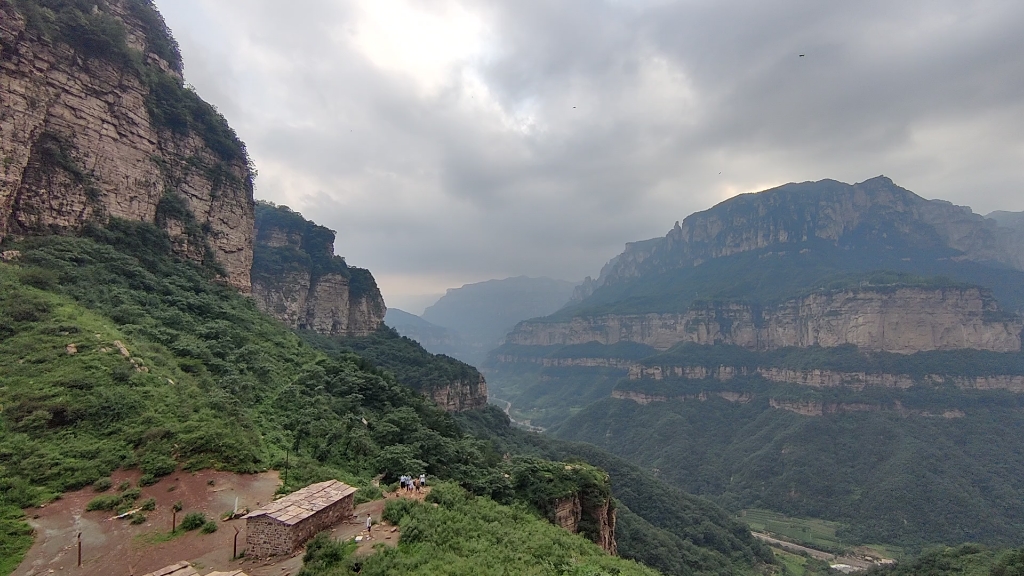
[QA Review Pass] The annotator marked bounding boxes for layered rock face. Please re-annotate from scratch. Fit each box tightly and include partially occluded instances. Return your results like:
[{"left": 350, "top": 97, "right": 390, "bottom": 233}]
[
  {"left": 550, "top": 494, "right": 617, "bottom": 555},
  {"left": 589, "top": 177, "right": 1024, "bottom": 290},
  {"left": 428, "top": 374, "right": 489, "bottom": 412},
  {"left": 251, "top": 206, "right": 386, "bottom": 336},
  {"left": 0, "top": 0, "right": 254, "bottom": 290},
  {"left": 508, "top": 286, "right": 1023, "bottom": 354}
]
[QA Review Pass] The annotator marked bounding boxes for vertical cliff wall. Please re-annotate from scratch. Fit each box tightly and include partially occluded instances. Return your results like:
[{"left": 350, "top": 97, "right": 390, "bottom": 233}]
[
  {"left": 251, "top": 203, "right": 385, "bottom": 336},
  {"left": 0, "top": 0, "right": 254, "bottom": 290}
]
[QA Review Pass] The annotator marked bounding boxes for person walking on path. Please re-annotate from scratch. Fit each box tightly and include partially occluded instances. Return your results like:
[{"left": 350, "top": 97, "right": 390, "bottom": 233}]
[{"left": 366, "top": 514, "right": 372, "bottom": 531}]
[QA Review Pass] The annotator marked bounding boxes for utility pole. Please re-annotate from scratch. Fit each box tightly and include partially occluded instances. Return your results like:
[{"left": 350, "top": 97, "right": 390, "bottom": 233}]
[{"left": 77, "top": 532, "right": 82, "bottom": 567}]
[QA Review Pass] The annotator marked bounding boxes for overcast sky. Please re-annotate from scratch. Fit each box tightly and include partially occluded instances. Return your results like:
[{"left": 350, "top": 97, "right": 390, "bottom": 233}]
[{"left": 154, "top": 0, "right": 1024, "bottom": 314}]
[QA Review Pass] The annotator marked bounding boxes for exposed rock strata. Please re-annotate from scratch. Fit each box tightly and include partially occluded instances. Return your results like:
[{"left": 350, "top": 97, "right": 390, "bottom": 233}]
[
  {"left": 0, "top": 1, "right": 254, "bottom": 290},
  {"left": 550, "top": 494, "right": 617, "bottom": 555},
  {"left": 428, "top": 374, "right": 489, "bottom": 412},
  {"left": 507, "top": 287, "right": 1023, "bottom": 354},
  {"left": 251, "top": 212, "right": 386, "bottom": 337}
]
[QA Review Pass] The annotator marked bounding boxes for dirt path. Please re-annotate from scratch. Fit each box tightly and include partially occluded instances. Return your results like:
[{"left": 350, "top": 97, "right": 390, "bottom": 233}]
[{"left": 15, "top": 472, "right": 426, "bottom": 576}]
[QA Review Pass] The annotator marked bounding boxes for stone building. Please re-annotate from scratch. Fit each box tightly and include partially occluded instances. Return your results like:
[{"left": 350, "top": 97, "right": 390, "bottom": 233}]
[{"left": 244, "top": 480, "right": 357, "bottom": 558}]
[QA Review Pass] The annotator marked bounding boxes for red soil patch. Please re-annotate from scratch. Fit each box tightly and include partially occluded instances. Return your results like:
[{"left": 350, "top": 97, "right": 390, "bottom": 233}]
[
  {"left": 13, "top": 469, "right": 279, "bottom": 576},
  {"left": 14, "top": 472, "right": 427, "bottom": 576}
]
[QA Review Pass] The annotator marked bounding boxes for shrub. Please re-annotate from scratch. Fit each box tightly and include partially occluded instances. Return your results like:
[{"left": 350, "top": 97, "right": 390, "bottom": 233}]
[
  {"left": 140, "top": 453, "right": 177, "bottom": 477},
  {"left": 86, "top": 494, "right": 122, "bottom": 512},
  {"left": 172, "top": 501, "right": 183, "bottom": 512},
  {"left": 353, "top": 485, "right": 383, "bottom": 505},
  {"left": 179, "top": 512, "right": 207, "bottom": 531},
  {"left": 92, "top": 478, "right": 112, "bottom": 492},
  {"left": 424, "top": 481, "right": 470, "bottom": 509},
  {"left": 130, "top": 513, "right": 147, "bottom": 525},
  {"left": 117, "top": 480, "right": 131, "bottom": 492},
  {"left": 138, "top": 474, "right": 157, "bottom": 487},
  {"left": 121, "top": 488, "right": 141, "bottom": 503},
  {"left": 140, "top": 498, "right": 157, "bottom": 512},
  {"left": 200, "top": 520, "right": 218, "bottom": 534}
]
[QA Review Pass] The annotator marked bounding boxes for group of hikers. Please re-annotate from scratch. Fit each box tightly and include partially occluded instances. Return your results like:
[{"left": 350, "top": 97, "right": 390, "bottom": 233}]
[{"left": 398, "top": 473, "right": 426, "bottom": 493}]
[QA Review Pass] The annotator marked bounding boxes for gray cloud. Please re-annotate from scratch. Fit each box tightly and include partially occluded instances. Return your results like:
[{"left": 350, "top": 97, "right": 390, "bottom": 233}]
[{"left": 155, "top": 0, "right": 1024, "bottom": 312}]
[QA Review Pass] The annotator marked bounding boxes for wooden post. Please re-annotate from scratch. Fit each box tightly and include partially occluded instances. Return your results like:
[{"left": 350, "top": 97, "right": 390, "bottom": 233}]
[
  {"left": 283, "top": 448, "right": 289, "bottom": 489},
  {"left": 172, "top": 509, "right": 177, "bottom": 533},
  {"left": 77, "top": 532, "right": 82, "bottom": 567},
  {"left": 233, "top": 525, "right": 240, "bottom": 559}
]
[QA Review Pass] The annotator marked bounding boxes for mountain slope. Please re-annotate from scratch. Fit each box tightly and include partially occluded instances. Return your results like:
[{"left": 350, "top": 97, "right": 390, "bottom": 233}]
[{"left": 0, "top": 0, "right": 255, "bottom": 290}]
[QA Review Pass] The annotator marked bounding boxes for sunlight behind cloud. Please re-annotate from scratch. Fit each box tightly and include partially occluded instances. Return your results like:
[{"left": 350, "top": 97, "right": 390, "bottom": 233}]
[{"left": 348, "top": 0, "right": 489, "bottom": 96}]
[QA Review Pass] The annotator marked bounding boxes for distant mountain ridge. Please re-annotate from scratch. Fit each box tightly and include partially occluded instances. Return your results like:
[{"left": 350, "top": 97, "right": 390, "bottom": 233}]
[
  {"left": 419, "top": 276, "right": 577, "bottom": 365},
  {"left": 589, "top": 176, "right": 1024, "bottom": 293}
]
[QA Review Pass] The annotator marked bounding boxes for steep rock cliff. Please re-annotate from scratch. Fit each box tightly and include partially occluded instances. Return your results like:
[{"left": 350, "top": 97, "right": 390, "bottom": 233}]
[
  {"left": 428, "top": 373, "right": 489, "bottom": 412},
  {"left": 0, "top": 0, "right": 254, "bottom": 290},
  {"left": 507, "top": 286, "right": 1023, "bottom": 354},
  {"left": 548, "top": 489, "right": 616, "bottom": 554},
  {"left": 251, "top": 203, "right": 385, "bottom": 336}
]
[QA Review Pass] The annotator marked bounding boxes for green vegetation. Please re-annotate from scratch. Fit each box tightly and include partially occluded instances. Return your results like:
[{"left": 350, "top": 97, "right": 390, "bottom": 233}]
[
  {"left": 865, "top": 544, "right": 1024, "bottom": 576},
  {"left": 551, "top": 392, "right": 1024, "bottom": 550},
  {"left": 300, "top": 483, "right": 659, "bottom": 576},
  {"left": 643, "top": 343, "right": 1024, "bottom": 380},
  {"left": 307, "top": 326, "right": 483, "bottom": 398},
  {"left": 0, "top": 507, "right": 33, "bottom": 576},
  {"left": 771, "top": 549, "right": 833, "bottom": 576},
  {"left": 457, "top": 406, "right": 774, "bottom": 576}
]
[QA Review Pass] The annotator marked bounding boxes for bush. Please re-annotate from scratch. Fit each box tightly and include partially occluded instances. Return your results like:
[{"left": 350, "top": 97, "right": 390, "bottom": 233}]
[
  {"left": 140, "top": 498, "right": 157, "bottom": 512},
  {"left": 353, "top": 485, "right": 383, "bottom": 505},
  {"left": 121, "top": 488, "right": 141, "bottom": 503},
  {"left": 138, "top": 474, "right": 157, "bottom": 487},
  {"left": 117, "top": 480, "right": 131, "bottom": 492},
  {"left": 86, "top": 494, "right": 122, "bottom": 512},
  {"left": 140, "top": 454, "right": 176, "bottom": 477},
  {"left": 92, "top": 478, "right": 112, "bottom": 492},
  {"left": 200, "top": 520, "right": 218, "bottom": 534},
  {"left": 179, "top": 512, "right": 207, "bottom": 531},
  {"left": 130, "top": 513, "right": 147, "bottom": 525},
  {"left": 424, "top": 482, "right": 471, "bottom": 509}
]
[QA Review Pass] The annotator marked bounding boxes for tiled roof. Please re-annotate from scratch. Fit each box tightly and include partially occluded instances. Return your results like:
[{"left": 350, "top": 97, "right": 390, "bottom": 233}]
[
  {"left": 141, "top": 562, "right": 198, "bottom": 576},
  {"left": 244, "top": 480, "right": 356, "bottom": 526}
]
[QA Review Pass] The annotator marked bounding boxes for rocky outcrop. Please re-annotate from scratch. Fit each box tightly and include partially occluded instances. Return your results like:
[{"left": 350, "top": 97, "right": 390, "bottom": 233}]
[
  {"left": 507, "top": 286, "right": 1023, "bottom": 354},
  {"left": 251, "top": 204, "right": 385, "bottom": 336},
  {"left": 611, "top": 389, "right": 753, "bottom": 405},
  {"left": 428, "top": 374, "right": 489, "bottom": 412},
  {"left": 549, "top": 493, "right": 617, "bottom": 555},
  {"left": 491, "top": 354, "right": 637, "bottom": 369},
  {"left": 628, "top": 362, "right": 1024, "bottom": 393},
  {"left": 589, "top": 177, "right": 1024, "bottom": 291},
  {"left": 0, "top": 0, "right": 254, "bottom": 291}
]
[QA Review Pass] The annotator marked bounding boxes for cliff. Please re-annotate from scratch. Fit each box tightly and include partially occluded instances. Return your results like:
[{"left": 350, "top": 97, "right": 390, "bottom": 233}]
[
  {"left": 508, "top": 285, "right": 1023, "bottom": 354},
  {"left": 251, "top": 203, "right": 385, "bottom": 336},
  {"left": 0, "top": 0, "right": 254, "bottom": 290},
  {"left": 428, "top": 373, "right": 489, "bottom": 412},
  {"left": 551, "top": 494, "right": 617, "bottom": 555}
]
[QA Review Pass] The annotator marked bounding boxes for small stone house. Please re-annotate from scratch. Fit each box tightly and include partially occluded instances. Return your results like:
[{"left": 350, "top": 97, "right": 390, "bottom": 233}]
[{"left": 244, "top": 479, "right": 357, "bottom": 558}]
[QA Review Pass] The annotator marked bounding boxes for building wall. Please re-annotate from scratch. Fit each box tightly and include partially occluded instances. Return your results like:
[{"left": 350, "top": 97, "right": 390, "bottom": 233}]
[{"left": 245, "top": 494, "right": 355, "bottom": 558}]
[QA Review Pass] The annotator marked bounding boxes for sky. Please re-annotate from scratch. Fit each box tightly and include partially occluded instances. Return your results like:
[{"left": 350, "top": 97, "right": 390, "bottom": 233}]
[{"left": 154, "top": 0, "right": 1024, "bottom": 314}]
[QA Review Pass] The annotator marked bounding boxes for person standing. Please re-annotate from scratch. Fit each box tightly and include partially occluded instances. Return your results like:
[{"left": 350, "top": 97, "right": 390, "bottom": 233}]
[{"left": 366, "top": 514, "right": 372, "bottom": 531}]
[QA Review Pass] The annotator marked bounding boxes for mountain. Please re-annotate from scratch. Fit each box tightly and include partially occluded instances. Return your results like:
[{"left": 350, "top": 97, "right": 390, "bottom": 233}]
[
  {"left": 251, "top": 202, "right": 386, "bottom": 337},
  {"left": 419, "top": 276, "right": 577, "bottom": 365},
  {"left": 489, "top": 177, "right": 1024, "bottom": 549},
  {"left": 988, "top": 210, "right": 1024, "bottom": 231},
  {"left": 0, "top": 0, "right": 254, "bottom": 291},
  {"left": 384, "top": 307, "right": 466, "bottom": 358}
]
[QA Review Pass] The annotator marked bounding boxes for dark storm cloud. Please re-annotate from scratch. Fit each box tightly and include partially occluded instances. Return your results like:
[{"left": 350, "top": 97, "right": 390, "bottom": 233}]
[{"left": 155, "top": 0, "right": 1024, "bottom": 311}]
